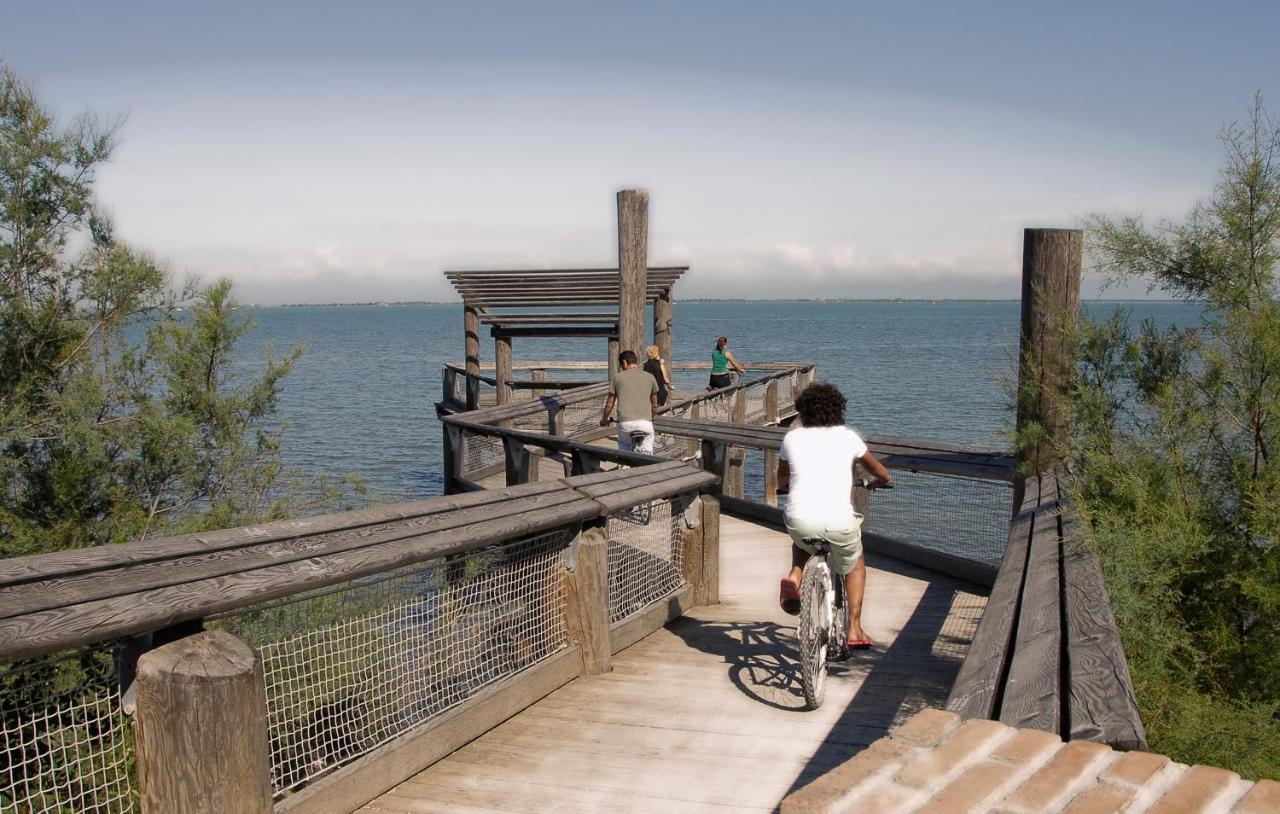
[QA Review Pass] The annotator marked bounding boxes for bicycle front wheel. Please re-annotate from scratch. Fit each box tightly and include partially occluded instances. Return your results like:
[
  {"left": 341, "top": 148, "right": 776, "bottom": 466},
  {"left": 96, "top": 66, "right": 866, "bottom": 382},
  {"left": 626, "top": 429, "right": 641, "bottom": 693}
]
[{"left": 798, "top": 560, "right": 831, "bottom": 709}]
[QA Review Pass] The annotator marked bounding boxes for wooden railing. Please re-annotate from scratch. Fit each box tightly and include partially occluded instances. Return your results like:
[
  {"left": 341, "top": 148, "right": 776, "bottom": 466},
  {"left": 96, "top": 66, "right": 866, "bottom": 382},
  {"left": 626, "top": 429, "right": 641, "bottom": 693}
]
[
  {"left": 0, "top": 466, "right": 720, "bottom": 813},
  {"left": 946, "top": 466, "right": 1147, "bottom": 750}
]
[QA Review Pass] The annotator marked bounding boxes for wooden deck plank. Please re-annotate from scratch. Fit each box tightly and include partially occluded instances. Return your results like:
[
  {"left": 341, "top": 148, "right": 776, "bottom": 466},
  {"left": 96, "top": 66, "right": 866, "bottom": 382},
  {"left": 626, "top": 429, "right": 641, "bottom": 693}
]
[{"left": 361, "top": 515, "right": 986, "bottom": 813}]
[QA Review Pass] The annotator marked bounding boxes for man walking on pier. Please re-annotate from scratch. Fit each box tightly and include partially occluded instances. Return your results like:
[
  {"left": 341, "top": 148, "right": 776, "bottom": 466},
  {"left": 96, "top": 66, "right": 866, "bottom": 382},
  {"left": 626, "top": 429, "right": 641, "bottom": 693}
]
[{"left": 600, "top": 350, "right": 659, "bottom": 454}]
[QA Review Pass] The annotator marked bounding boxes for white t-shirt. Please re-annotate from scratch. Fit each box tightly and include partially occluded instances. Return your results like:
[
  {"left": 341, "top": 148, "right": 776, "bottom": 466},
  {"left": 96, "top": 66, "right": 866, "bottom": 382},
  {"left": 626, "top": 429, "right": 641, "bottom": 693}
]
[{"left": 779, "top": 426, "right": 869, "bottom": 524}]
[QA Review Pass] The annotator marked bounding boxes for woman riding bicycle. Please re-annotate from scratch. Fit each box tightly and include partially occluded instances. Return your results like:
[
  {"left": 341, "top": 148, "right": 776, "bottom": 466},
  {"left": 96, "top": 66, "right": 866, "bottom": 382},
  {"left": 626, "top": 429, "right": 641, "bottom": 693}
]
[{"left": 776, "top": 383, "right": 891, "bottom": 650}]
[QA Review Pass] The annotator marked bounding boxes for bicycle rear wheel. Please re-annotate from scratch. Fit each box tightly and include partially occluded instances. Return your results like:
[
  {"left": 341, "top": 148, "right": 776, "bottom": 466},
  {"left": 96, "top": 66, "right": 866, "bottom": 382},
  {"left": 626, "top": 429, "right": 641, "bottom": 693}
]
[{"left": 798, "top": 559, "right": 831, "bottom": 709}]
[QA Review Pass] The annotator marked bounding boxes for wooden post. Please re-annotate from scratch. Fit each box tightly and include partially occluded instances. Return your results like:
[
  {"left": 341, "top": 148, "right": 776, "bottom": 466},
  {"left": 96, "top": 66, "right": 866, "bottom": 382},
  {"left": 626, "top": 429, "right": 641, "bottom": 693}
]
[
  {"left": 617, "top": 189, "right": 649, "bottom": 357},
  {"left": 464, "top": 305, "right": 481, "bottom": 410},
  {"left": 607, "top": 336, "right": 620, "bottom": 380},
  {"left": 502, "top": 436, "right": 530, "bottom": 486},
  {"left": 1016, "top": 228, "right": 1082, "bottom": 483},
  {"left": 563, "top": 527, "right": 611, "bottom": 675},
  {"left": 495, "top": 333, "right": 513, "bottom": 406},
  {"left": 134, "top": 630, "right": 272, "bottom": 814},
  {"left": 764, "top": 381, "right": 779, "bottom": 504},
  {"left": 654, "top": 288, "right": 673, "bottom": 368},
  {"left": 725, "top": 390, "right": 747, "bottom": 497},
  {"left": 678, "top": 497, "right": 705, "bottom": 603},
  {"left": 442, "top": 422, "right": 463, "bottom": 494},
  {"left": 701, "top": 440, "right": 724, "bottom": 496},
  {"left": 852, "top": 460, "right": 871, "bottom": 534},
  {"left": 701, "top": 494, "right": 721, "bottom": 605}
]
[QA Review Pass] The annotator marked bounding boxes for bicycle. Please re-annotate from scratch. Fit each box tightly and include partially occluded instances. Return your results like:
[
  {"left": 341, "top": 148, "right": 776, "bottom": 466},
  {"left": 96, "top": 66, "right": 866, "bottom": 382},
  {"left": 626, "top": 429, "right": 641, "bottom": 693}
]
[{"left": 796, "top": 477, "right": 891, "bottom": 709}]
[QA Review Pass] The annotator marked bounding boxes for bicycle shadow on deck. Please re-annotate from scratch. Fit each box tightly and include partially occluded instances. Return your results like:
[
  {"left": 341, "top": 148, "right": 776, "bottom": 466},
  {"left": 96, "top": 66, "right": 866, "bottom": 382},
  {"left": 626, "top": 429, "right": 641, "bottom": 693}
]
[{"left": 665, "top": 554, "right": 981, "bottom": 799}]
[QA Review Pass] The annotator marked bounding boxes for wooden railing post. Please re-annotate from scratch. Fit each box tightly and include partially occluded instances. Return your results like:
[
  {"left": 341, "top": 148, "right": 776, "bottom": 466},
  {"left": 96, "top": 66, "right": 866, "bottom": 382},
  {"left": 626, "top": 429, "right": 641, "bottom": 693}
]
[
  {"left": 607, "top": 336, "right": 620, "bottom": 380},
  {"left": 495, "top": 333, "right": 514, "bottom": 406},
  {"left": 443, "top": 366, "right": 457, "bottom": 405},
  {"left": 701, "top": 440, "right": 724, "bottom": 496},
  {"left": 852, "top": 460, "right": 871, "bottom": 534},
  {"left": 464, "top": 305, "right": 481, "bottom": 410},
  {"left": 571, "top": 447, "right": 604, "bottom": 477},
  {"left": 442, "top": 422, "right": 464, "bottom": 494},
  {"left": 134, "top": 630, "right": 272, "bottom": 814},
  {"left": 564, "top": 527, "right": 611, "bottom": 675},
  {"left": 701, "top": 494, "right": 721, "bottom": 605},
  {"left": 725, "top": 390, "right": 747, "bottom": 497},
  {"left": 764, "top": 381, "right": 780, "bottom": 505},
  {"left": 503, "top": 436, "right": 531, "bottom": 486}
]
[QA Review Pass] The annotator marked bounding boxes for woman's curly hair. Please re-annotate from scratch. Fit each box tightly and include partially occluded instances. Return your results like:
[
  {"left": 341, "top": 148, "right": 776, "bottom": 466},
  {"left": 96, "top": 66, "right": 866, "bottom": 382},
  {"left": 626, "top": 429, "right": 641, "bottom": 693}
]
[{"left": 794, "top": 382, "right": 847, "bottom": 427}]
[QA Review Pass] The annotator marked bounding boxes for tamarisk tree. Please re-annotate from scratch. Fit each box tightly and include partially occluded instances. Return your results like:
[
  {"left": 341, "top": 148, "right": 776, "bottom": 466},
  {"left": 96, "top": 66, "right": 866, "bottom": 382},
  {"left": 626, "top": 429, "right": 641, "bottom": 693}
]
[
  {"left": 0, "top": 65, "right": 307, "bottom": 558},
  {"left": 1072, "top": 94, "right": 1280, "bottom": 778}
]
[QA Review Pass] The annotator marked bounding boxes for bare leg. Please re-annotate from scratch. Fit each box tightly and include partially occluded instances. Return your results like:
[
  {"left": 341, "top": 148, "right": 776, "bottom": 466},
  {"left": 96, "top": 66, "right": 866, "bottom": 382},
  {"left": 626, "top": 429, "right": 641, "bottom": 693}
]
[
  {"left": 787, "top": 543, "right": 809, "bottom": 584},
  {"left": 844, "top": 557, "right": 868, "bottom": 642}
]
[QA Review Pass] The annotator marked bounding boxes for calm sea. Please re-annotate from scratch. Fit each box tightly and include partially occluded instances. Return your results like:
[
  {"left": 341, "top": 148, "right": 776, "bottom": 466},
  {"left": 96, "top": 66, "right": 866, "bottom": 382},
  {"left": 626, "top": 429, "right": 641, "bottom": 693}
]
[{"left": 233, "top": 300, "right": 1200, "bottom": 502}]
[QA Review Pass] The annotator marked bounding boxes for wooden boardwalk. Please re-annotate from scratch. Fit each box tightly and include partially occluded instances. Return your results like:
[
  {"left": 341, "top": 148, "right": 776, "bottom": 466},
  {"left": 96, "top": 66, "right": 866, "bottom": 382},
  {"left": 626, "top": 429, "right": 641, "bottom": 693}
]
[{"left": 361, "top": 516, "right": 987, "bottom": 813}]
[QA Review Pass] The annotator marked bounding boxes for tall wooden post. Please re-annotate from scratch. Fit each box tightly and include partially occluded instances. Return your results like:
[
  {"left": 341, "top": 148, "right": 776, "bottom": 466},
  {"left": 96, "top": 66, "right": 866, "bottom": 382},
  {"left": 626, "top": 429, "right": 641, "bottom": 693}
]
[
  {"left": 764, "top": 381, "right": 780, "bottom": 505},
  {"left": 495, "top": 332, "right": 513, "bottom": 406},
  {"left": 464, "top": 305, "right": 481, "bottom": 410},
  {"left": 1015, "top": 228, "right": 1082, "bottom": 480},
  {"left": 654, "top": 288, "right": 673, "bottom": 368},
  {"left": 134, "top": 630, "right": 272, "bottom": 814},
  {"left": 617, "top": 189, "right": 649, "bottom": 357}
]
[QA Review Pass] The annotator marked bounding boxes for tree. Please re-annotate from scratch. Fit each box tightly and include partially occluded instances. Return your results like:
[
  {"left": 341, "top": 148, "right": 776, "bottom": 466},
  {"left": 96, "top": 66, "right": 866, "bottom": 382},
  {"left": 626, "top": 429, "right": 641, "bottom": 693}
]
[
  {"left": 1072, "top": 93, "right": 1280, "bottom": 778},
  {"left": 0, "top": 64, "right": 312, "bottom": 558}
]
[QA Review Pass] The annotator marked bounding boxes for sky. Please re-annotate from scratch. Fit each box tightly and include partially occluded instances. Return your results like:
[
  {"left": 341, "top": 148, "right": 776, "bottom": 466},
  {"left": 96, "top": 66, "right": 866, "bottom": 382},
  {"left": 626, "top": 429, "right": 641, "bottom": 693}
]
[{"left": 4, "top": 1, "right": 1278, "bottom": 303}]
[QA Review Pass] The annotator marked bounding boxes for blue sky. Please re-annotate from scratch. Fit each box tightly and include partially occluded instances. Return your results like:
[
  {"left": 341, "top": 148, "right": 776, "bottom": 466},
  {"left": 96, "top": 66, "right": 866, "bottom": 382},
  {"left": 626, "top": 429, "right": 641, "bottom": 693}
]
[{"left": 4, "top": 1, "right": 1277, "bottom": 302}]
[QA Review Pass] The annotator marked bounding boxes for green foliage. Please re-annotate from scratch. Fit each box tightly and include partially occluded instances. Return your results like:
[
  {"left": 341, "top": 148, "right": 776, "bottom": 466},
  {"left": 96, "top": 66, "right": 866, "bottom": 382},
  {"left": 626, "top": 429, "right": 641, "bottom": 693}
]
[
  {"left": 0, "top": 63, "right": 349, "bottom": 558},
  {"left": 1072, "top": 94, "right": 1280, "bottom": 778}
]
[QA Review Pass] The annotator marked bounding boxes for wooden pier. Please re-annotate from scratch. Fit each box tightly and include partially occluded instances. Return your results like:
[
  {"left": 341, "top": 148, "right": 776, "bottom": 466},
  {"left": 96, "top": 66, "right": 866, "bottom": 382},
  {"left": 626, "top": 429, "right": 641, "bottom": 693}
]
[{"left": 0, "top": 193, "right": 1151, "bottom": 814}]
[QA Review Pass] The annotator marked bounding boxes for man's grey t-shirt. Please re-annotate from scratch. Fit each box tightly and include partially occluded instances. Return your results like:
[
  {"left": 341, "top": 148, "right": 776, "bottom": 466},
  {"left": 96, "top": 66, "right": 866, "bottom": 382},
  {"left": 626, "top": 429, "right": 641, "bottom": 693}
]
[{"left": 611, "top": 367, "right": 658, "bottom": 421}]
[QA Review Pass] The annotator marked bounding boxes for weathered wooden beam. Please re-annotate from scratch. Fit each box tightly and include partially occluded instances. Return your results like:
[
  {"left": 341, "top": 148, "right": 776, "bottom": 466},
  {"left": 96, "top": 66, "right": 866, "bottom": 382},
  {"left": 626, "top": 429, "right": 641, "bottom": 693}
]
[
  {"left": 492, "top": 326, "right": 619, "bottom": 338},
  {"left": 134, "top": 630, "right": 272, "bottom": 814},
  {"left": 617, "top": 188, "right": 649, "bottom": 356},
  {"left": 608, "top": 336, "right": 620, "bottom": 379},
  {"left": 563, "top": 527, "right": 611, "bottom": 675}
]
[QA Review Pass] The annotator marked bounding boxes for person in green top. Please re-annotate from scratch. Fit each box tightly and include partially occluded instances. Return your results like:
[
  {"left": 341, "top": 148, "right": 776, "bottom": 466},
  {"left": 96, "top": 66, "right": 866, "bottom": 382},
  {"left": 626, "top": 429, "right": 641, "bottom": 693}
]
[{"left": 708, "top": 336, "right": 746, "bottom": 390}]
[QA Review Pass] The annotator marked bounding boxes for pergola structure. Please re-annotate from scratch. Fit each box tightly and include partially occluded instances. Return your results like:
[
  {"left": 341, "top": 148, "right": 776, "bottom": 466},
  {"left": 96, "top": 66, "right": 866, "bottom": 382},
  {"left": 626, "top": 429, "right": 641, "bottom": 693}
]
[{"left": 445, "top": 190, "right": 689, "bottom": 408}]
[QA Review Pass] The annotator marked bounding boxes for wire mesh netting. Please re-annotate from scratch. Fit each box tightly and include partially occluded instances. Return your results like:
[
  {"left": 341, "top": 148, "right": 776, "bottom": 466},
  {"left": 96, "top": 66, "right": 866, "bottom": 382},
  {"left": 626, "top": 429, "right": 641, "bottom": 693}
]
[
  {"left": 560, "top": 401, "right": 605, "bottom": 438},
  {"left": 869, "top": 470, "right": 1012, "bottom": 565},
  {"left": 744, "top": 385, "right": 767, "bottom": 423},
  {"left": 462, "top": 429, "right": 503, "bottom": 478},
  {"left": 0, "top": 647, "right": 136, "bottom": 813},
  {"left": 211, "top": 529, "right": 571, "bottom": 798},
  {"left": 605, "top": 497, "right": 689, "bottom": 623}
]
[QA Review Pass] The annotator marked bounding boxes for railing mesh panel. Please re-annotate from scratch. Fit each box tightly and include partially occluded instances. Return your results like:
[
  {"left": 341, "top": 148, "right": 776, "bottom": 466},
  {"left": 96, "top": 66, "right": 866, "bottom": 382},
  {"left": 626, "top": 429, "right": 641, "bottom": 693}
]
[
  {"left": 462, "top": 429, "right": 503, "bottom": 478},
  {"left": 606, "top": 496, "right": 688, "bottom": 623},
  {"left": 212, "top": 530, "right": 571, "bottom": 798},
  {"left": 561, "top": 402, "right": 604, "bottom": 438},
  {"left": 0, "top": 647, "right": 136, "bottom": 813},
  {"left": 869, "top": 470, "right": 1011, "bottom": 565}
]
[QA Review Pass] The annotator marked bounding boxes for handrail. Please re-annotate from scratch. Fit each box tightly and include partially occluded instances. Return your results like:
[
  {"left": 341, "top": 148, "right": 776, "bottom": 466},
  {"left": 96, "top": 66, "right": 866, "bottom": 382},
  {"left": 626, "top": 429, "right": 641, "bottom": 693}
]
[
  {"left": 0, "top": 464, "right": 715, "bottom": 663},
  {"left": 946, "top": 466, "right": 1146, "bottom": 750},
  {"left": 450, "top": 360, "right": 812, "bottom": 371}
]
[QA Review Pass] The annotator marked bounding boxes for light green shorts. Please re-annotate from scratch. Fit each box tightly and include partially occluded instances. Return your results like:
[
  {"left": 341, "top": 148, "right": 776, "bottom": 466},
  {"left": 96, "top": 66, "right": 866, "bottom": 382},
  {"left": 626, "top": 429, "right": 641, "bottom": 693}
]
[{"left": 785, "top": 514, "right": 864, "bottom": 576}]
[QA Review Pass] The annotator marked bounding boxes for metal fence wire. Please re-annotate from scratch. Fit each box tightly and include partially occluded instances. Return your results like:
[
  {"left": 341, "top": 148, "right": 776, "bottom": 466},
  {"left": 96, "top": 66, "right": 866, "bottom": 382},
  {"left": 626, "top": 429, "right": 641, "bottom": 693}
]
[
  {"left": 0, "top": 646, "right": 136, "bottom": 814},
  {"left": 605, "top": 497, "right": 689, "bottom": 623},
  {"left": 870, "top": 470, "right": 1012, "bottom": 565},
  {"left": 211, "top": 529, "right": 570, "bottom": 798}
]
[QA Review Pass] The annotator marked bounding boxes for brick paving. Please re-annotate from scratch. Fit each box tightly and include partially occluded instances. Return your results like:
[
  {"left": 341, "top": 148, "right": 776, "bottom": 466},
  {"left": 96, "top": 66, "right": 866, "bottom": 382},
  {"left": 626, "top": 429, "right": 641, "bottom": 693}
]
[{"left": 782, "top": 708, "right": 1277, "bottom": 813}]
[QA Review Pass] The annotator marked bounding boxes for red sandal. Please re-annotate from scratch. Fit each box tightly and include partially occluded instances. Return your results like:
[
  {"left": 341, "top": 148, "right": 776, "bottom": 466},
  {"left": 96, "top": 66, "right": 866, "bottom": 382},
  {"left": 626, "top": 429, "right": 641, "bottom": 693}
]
[{"left": 779, "top": 577, "right": 801, "bottom": 615}]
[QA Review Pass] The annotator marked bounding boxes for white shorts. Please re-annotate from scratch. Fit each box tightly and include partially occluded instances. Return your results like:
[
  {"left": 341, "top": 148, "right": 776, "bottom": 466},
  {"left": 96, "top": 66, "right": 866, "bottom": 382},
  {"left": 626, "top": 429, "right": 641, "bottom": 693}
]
[{"left": 617, "top": 419, "right": 655, "bottom": 454}]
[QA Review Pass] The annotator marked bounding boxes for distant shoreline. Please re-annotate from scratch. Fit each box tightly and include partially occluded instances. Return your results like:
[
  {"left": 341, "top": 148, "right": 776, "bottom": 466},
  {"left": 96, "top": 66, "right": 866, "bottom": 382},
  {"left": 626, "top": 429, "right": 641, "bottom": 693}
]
[{"left": 244, "top": 298, "right": 1187, "bottom": 308}]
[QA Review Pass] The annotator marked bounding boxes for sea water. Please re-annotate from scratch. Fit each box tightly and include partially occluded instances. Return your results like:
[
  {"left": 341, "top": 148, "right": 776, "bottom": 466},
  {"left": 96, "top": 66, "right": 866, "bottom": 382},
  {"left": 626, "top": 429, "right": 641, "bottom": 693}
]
[{"left": 233, "top": 300, "right": 1200, "bottom": 502}]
